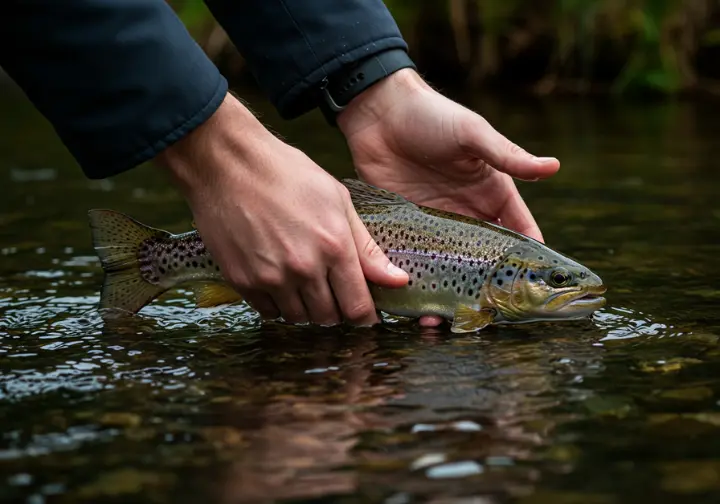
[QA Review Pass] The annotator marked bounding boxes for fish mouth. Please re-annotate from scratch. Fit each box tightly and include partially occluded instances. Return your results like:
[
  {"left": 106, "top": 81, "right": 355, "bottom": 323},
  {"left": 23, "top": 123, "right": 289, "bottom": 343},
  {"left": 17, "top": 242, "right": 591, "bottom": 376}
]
[{"left": 561, "top": 285, "right": 607, "bottom": 310}]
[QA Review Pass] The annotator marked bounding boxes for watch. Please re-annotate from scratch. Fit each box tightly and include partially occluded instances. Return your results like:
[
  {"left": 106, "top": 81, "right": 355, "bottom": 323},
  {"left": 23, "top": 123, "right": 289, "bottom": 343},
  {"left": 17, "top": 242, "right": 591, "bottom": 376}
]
[{"left": 318, "top": 48, "right": 417, "bottom": 126}]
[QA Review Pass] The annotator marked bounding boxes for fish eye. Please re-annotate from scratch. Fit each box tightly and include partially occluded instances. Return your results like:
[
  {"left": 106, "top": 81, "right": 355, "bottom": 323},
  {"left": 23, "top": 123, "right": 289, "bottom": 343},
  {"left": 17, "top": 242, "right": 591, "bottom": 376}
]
[{"left": 549, "top": 268, "right": 572, "bottom": 287}]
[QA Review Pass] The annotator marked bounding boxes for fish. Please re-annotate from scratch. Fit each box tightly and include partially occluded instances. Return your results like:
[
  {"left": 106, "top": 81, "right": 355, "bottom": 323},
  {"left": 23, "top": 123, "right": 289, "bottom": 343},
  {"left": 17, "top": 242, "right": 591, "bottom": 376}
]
[{"left": 87, "top": 178, "right": 606, "bottom": 333}]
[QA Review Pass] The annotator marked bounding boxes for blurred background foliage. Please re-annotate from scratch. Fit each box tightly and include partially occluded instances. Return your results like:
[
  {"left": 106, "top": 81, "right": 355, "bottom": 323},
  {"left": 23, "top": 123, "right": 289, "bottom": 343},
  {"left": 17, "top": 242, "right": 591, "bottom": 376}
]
[{"left": 168, "top": 0, "right": 720, "bottom": 97}]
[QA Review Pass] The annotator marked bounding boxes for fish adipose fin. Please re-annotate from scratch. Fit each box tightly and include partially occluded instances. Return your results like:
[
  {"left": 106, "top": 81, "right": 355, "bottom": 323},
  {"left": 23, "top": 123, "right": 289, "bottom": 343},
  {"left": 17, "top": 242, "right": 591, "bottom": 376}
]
[
  {"left": 341, "top": 178, "right": 413, "bottom": 207},
  {"left": 193, "top": 284, "right": 244, "bottom": 308},
  {"left": 451, "top": 304, "right": 496, "bottom": 333},
  {"left": 88, "top": 209, "right": 170, "bottom": 315}
]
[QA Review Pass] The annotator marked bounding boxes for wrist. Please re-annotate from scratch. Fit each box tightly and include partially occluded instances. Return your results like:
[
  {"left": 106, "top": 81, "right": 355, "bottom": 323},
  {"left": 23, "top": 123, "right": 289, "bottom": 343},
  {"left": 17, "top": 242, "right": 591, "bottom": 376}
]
[
  {"left": 155, "top": 93, "right": 273, "bottom": 199},
  {"left": 318, "top": 49, "right": 419, "bottom": 127},
  {"left": 337, "top": 68, "right": 429, "bottom": 136}
]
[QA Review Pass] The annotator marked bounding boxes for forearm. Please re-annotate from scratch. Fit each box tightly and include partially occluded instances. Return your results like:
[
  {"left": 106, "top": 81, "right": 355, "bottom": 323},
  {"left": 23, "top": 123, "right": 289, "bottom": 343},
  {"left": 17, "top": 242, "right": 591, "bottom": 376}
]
[
  {"left": 203, "top": 0, "right": 409, "bottom": 119},
  {"left": 155, "top": 93, "right": 274, "bottom": 205},
  {"left": 0, "top": 0, "right": 227, "bottom": 179}
]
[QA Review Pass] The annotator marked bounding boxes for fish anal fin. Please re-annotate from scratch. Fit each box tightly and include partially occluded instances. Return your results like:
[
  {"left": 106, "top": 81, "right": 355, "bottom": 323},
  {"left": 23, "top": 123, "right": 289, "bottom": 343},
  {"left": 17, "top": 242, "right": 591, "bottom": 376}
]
[
  {"left": 194, "top": 283, "right": 244, "bottom": 308},
  {"left": 341, "top": 178, "right": 411, "bottom": 207},
  {"left": 451, "top": 304, "right": 496, "bottom": 333}
]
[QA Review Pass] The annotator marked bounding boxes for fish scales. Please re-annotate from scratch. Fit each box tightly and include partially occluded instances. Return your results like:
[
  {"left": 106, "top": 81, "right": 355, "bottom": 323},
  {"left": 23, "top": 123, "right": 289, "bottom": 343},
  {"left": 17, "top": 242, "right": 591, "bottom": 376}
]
[
  {"left": 138, "top": 232, "right": 221, "bottom": 288},
  {"left": 87, "top": 178, "right": 606, "bottom": 332},
  {"left": 358, "top": 203, "right": 522, "bottom": 320}
]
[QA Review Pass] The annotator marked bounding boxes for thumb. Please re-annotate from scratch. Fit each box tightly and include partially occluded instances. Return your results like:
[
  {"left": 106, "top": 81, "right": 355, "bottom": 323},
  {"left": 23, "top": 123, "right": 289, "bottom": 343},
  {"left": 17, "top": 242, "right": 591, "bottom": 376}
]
[
  {"left": 458, "top": 113, "right": 560, "bottom": 181},
  {"left": 347, "top": 210, "right": 408, "bottom": 288}
]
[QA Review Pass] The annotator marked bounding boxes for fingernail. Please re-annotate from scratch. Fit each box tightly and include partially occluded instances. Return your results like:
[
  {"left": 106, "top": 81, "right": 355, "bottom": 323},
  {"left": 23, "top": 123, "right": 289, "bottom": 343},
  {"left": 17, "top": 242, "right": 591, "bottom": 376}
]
[
  {"left": 387, "top": 262, "right": 407, "bottom": 277},
  {"left": 535, "top": 157, "right": 557, "bottom": 164}
]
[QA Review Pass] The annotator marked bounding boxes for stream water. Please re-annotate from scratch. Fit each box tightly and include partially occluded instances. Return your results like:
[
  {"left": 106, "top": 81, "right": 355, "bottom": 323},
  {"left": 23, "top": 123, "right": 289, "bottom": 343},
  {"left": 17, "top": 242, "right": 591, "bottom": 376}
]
[{"left": 2, "top": 78, "right": 720, "bottom": 503}]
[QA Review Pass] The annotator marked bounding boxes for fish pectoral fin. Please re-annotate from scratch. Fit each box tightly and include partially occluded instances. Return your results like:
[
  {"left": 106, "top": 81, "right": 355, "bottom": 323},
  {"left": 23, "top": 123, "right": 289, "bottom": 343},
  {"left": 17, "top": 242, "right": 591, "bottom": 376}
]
[
  {"left": 193, "top": 283, "right": 244, "bottom": 308},
  {"left": 451, "top": 304, "right": 496, "bottom": 333},
  {"left": 341, "top": 178, "right": 413, "bottom": 208}
]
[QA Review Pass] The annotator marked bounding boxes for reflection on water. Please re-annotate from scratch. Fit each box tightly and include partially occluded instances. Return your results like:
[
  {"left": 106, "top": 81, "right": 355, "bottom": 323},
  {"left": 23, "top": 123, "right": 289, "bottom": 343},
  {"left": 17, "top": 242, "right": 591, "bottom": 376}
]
[{"left": 2, "top": 77, "right": 720, "bottom": 503}]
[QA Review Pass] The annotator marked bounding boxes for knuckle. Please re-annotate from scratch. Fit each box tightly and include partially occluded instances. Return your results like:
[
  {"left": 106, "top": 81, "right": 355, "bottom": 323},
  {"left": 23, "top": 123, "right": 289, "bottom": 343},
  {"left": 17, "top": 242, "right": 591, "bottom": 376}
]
[
  {"left": 506, "top": 141, "right": 527, "bottom": 156},
  {"left": 255, "top": 269, "right": 284, "bottom": 289},
  {"left": 287, "top": 254, "right": 316, "bottom": 279},
  {"left": 319, "top": 232, "right": 347, "bottom": 259},
  {"left": 455, "top": 113, "right": 489, "bottom": 146},
  {"left": 344, "top": 299, "right": 376, "bottom": 322},
  {"left": 455, "top": 116, "right": 475, "bottom": 150},
  {"left": 336, "top": 184, "right": 352, "bottom": 203},
  {"left": 361, "top": 236, "right": 383, "bottom": 260}
]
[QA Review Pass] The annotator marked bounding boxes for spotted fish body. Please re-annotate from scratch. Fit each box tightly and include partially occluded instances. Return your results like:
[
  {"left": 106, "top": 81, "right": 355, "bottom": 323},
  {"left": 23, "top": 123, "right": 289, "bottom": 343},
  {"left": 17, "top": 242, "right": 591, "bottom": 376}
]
[
  {"left": 88, "top": 179, "right": 606, "bottom": 332},
  {"left": 345, "top": 179, "right": 605, "bottom": 331},
  {"left": 360, "top": 202, "right": 522, "bottom": 320},
  {"left": 137, "top": 232, "right": 220, "bottom": 289}
]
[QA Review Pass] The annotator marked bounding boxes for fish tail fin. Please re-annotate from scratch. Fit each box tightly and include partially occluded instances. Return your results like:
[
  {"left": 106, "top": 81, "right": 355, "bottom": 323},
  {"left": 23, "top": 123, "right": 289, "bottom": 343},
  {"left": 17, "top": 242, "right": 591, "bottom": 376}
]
[{"left": 87, "top": 209, "right": 171, "bottom": 315}]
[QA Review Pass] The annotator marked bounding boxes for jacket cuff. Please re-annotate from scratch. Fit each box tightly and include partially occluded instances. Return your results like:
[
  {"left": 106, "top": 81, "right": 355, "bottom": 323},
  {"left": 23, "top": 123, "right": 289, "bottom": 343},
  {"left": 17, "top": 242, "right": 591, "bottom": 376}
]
[
  {"left": 276, "top": 39, "right": 409, "bottom": 120},
  {"left": 91, "top": 76, "right": 228, "bottom": 179}
]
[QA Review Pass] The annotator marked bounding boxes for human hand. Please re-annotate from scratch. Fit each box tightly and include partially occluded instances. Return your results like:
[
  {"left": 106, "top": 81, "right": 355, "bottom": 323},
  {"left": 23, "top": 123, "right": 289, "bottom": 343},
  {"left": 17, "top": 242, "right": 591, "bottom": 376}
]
[
  {"left": 337, "top": 68, "right": 561, "bottom": 326},
  {"left": 157, "top": 94, "right": 408, "bottom": 326}
]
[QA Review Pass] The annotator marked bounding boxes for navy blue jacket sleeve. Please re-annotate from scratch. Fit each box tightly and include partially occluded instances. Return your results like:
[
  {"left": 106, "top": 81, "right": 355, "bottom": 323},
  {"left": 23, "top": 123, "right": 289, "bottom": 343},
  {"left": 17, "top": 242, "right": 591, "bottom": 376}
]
[
  {"left": 204, "top": 0, "right": 409, "bottom": 119},
  {"left": 0, "top": 0, "right": 228, "bottom": 179}
]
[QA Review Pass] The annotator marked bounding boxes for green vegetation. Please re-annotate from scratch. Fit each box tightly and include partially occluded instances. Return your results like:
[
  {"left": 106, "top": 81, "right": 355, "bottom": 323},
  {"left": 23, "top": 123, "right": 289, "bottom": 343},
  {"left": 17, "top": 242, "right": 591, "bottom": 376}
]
[{"left": 168, "top": 0, "right": 720, "bottom": 96}]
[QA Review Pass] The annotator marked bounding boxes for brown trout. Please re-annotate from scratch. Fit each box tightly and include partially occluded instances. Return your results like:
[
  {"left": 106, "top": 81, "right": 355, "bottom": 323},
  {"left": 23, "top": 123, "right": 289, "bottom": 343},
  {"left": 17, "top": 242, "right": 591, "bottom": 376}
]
[{"left": 88, "top": 178, "right": 606, "bottom": 332}]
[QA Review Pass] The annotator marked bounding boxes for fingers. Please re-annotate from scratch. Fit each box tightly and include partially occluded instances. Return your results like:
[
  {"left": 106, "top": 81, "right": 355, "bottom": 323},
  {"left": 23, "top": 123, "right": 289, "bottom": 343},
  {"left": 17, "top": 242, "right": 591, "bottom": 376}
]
[
  {"left": 236, "top": 199, "right": 409, "bottom": 328},
  {"left": 456, "top": 112, "right": 550, "bottom": 243},
  {"left": 420, "top": 315, "right": 444, "bottom": 327},
  {"left": 328, "top": 259, "right": 379, "bottom": 327},
  {"left": 320, "top": 209, "right": 411, "bottom": 327},
  {"left": 246, "top": 216, "right": 393, "bottom": 327},
  {"left": 325, "top": 208, "right": 407, "bottom": 326},
  {"left": 457, "top": 113, "right": 560, "bottom": 181},
  {"left": 346, "top": 209, "right": 408, "bottom": 288},
  {"left": 243, "top": 291, "right": 281, "bottom": 320},
  {"left": 271, "top": 291, "right": 310, "bottom": 325},
  {"left": 496, "top": 179, "right": 544, "bottom": 243},
  {"left": 300, "top": 277, "right": 342, "bottom": 326}
]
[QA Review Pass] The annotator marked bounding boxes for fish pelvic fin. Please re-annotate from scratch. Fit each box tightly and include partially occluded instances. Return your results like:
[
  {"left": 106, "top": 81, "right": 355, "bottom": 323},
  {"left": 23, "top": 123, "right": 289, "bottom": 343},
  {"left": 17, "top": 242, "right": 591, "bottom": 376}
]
[
  {"left": 341, "top": 178, "right": 412, "bottom": 208},
  {"left": 193, "top": 283, "right": 244, "bottom": 308},
  {"left": 451, "top": 304, "right": 496, "bottom": 333},
  {"left": 88, "top": 209, "right": 171, "bottom": 315}
]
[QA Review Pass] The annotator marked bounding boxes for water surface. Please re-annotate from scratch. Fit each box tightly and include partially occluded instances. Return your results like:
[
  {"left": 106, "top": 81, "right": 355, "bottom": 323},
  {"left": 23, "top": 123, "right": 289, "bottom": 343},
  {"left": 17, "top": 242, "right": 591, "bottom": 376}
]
[{"left": 2, "top": 79, "right": 720, "bottom": 503}]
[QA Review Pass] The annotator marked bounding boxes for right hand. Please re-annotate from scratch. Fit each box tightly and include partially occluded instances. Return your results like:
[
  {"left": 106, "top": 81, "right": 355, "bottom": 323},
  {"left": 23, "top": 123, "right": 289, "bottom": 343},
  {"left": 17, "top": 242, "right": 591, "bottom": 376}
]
[{"left": 156, "top": 93, "right": 409, "bottom": 326}]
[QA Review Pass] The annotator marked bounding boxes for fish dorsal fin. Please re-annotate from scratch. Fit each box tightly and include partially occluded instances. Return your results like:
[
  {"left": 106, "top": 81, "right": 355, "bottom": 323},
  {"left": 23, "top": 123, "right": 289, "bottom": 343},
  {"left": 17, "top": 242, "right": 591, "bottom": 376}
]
[
  {"left": 451, "top": 304, "right": 496, "bottom": 333},
  {"left": 341, "top": 178, "right": 411, "bottom": 208},
  {"left": 193, "top": 283, "right": 244, "bottom": 308}
]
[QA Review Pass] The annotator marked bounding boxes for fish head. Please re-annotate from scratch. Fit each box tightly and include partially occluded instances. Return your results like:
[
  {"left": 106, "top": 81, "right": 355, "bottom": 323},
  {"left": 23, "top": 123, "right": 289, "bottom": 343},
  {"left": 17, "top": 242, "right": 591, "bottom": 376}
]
[{"left": 486, "top": 242, "right": 606, "bottom": 322}]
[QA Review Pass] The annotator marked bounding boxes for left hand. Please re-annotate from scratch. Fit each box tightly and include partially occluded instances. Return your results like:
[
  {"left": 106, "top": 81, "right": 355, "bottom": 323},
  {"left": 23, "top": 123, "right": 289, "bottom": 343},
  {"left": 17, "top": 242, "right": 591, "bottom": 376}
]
[{"left": 337, "top": 68, "right": 561, "bottom": 327}]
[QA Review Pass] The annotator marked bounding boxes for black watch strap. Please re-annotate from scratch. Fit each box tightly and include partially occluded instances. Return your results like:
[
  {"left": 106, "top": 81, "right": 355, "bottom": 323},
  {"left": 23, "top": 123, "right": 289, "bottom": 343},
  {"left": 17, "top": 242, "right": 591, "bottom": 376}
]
[{"left": 318, "top": 48, "right": 416, "bottom": 126}]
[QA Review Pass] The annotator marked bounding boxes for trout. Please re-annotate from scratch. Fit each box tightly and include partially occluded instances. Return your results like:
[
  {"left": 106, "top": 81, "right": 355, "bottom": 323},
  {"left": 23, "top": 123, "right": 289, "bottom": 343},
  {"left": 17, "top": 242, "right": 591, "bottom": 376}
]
[{"left": 88, "top": 178, "right": 606, "bottom": 333}]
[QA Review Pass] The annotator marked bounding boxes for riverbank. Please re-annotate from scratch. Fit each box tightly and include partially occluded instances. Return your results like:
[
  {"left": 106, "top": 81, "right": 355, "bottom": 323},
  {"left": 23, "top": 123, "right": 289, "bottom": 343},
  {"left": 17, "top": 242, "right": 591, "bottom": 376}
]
[{"left": 174, "top": 0, "right": 720, "bottom": 99}]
